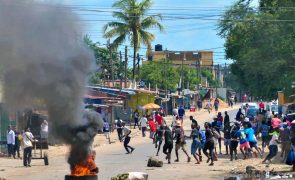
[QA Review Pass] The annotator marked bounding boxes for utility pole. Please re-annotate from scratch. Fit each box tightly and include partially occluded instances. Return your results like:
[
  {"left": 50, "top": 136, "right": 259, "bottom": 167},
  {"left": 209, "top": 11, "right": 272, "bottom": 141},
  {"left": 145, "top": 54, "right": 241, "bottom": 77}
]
[
  {"left": 182, "top": 53, "right": 186, "bottom": 106},
  {"left": 107, "top": 39, "right": 114, "bottom": 87},
  {"left": 137, "top": 53, "right": 140, "bottom": 79},
  {"left": 124, "top": 46, "right": 128, "bottom": 88},
  {"left": 119, "top": 51, "right": 122, "bottom": 90}
]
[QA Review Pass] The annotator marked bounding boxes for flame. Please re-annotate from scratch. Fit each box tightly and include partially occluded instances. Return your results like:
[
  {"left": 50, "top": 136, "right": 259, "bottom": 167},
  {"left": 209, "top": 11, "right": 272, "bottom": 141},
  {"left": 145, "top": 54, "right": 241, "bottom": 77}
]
[{"left": 69, "top": 153, "right": 98, "bottom": 177}]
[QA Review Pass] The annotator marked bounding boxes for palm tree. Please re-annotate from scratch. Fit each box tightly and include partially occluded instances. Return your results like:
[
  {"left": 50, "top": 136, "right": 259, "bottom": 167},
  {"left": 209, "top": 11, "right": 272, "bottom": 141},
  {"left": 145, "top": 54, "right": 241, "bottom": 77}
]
[{"left": 103, "top": 0, "right": 164, "bottom": 81}]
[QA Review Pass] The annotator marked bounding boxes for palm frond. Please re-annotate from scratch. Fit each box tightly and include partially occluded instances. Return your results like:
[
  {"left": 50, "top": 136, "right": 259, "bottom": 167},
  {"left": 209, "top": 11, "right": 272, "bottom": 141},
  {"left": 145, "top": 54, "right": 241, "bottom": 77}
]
[
  {"left": 103, "top": 22, "right": 129, "bottom": 37},
  {"left": 139, "top": 30, "right": 154, "bottom": 46},
  {"left": 113, "top": 11, "right": 129, "bottom": 22},
  {"left": 111, "top": 34, "right": 127, "bottom": 49},
  {"left": 139, "top": 0, "right": 152, "bottom": 14},
  {"left": 141, "top": 15, "right": 164, "bottom": 32}
]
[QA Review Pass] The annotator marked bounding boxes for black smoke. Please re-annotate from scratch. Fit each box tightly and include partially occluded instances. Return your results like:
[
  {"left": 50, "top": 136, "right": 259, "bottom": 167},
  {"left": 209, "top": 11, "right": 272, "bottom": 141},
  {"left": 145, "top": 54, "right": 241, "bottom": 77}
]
[{"left": 0, "top": 0, "right": 103, "bottom": 166}]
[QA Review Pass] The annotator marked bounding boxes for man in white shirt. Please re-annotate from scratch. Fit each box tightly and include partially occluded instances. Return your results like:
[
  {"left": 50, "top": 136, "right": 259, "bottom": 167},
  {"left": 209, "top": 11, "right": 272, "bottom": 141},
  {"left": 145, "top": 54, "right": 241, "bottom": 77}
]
[
  {"left": 40, "top": 120, "right": 48, "bottom": 139},
  {"left": 6, "top": 126, "right": 15, "bottom": 158},
  {"left": 22, "top": 128, "right": 35, "bottom": 167},
  {"left": 139, "top": 115, "right": 148, "bottom": 137},
  {"left": 122, "top": 122, "right": 135, "bottom": 154}
]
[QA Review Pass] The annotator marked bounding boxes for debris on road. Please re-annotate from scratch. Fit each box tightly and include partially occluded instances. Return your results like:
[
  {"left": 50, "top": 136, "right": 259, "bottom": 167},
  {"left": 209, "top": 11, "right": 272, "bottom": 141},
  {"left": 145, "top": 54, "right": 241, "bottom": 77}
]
[{"left": 147, "top": 157, "right": 163, "bottom": 167}]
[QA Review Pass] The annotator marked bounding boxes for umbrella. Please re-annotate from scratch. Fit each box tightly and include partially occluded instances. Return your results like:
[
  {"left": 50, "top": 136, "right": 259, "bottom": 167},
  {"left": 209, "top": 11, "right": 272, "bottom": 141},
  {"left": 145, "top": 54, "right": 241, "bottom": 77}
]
[{"left": 143, "top": 103, "right": 160, "bottom": 109}]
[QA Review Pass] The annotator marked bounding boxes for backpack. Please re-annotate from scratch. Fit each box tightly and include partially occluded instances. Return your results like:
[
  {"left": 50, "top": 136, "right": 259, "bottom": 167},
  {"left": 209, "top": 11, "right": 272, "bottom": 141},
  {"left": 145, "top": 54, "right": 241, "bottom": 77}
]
[{"left": 116, "top": 120, "right": 122, "bottom": 128}]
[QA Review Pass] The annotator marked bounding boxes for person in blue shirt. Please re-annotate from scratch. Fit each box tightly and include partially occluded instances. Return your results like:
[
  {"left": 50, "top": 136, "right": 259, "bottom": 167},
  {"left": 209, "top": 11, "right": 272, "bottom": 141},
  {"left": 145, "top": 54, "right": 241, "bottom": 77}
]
[
  {"left": 259, "top": 120, "right": 270, "bottom": 154},
  {"left": 244, "top": 124, "right": 262, "bottom": 158},
  {"left": 236, "top": 128, "right": 250, "bottom": 160},
  {"left": 198, "top": 129, "right": 206, "bottom": 162},
  {"left": 212, "top": 118, "right": 222, "bottom": 154},
  {"left": 178, "top": 106, "right": 185, "bottom": 120}
]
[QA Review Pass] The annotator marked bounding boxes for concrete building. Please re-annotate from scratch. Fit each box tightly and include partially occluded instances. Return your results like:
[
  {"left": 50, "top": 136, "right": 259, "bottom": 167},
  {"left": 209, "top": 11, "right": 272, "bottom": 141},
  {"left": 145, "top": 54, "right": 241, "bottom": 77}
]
[{"left": 144, "top": 44, "right": 214, "bottom": 71}]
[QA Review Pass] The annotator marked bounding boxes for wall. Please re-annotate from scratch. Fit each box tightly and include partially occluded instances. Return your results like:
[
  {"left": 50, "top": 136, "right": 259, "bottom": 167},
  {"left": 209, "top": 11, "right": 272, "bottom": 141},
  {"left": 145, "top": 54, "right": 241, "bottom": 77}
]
[
  {"left": 217, "top": 88, "right": 227, "bottom": 101},
  {"left": 127, "top": 92, "right": 155, "bottom": 115}
]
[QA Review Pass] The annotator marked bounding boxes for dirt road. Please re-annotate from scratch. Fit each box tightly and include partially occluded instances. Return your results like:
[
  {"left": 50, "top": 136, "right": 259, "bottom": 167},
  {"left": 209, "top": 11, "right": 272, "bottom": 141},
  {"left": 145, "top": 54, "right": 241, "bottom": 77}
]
[{"left": 0, "top": 105, "right": 292, "bottom": 179}]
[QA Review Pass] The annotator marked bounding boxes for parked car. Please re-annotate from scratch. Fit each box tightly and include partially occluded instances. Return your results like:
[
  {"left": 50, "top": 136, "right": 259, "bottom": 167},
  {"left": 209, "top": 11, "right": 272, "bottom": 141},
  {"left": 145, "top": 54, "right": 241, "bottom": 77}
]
[
  {"left": 246, "top": 108, "right": 258, "bottom": 119},
  {"left": 241, "top": 102, "right": 259, "bottom": 110}
]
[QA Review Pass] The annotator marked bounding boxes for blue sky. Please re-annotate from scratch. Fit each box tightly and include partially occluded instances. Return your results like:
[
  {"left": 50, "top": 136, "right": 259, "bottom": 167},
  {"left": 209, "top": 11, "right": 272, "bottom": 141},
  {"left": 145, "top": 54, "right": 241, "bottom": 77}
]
[{"left": 53, "top": 0, "right": 259, "bottom": 65}]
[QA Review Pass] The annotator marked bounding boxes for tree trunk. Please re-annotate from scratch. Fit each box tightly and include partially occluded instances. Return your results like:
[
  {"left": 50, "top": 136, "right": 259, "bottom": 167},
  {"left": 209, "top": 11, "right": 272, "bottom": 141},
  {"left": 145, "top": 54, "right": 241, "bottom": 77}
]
[{"left": 132, "top": 32, "right": 138, "bottom": 82}]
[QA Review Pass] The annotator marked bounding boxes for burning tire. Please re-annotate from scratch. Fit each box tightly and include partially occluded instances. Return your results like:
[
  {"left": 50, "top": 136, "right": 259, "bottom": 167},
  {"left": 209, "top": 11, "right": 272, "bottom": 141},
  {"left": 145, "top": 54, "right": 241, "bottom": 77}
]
[{"left": 44, "top": 152, "right": 49, "bottom": 166}]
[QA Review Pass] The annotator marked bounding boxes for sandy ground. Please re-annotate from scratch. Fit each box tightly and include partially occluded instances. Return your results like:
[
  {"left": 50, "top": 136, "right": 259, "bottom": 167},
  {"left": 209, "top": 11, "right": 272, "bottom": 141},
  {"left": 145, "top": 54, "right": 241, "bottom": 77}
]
[{"left": 0, "top": 104, "right": 294, "bottom": 180}]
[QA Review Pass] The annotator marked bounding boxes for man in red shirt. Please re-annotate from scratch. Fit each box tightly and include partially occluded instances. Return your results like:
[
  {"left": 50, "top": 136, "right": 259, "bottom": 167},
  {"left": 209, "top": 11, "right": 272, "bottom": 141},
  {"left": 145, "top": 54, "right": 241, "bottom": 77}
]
[
  {"left": 155, "top": 112, "right": 164, "bottom": 127},
  {"left": 148, "top": 117, "right": 156, "bottom": 140},
  {"left": 259, "top": 101, "right": 265, "bottom": 111}
]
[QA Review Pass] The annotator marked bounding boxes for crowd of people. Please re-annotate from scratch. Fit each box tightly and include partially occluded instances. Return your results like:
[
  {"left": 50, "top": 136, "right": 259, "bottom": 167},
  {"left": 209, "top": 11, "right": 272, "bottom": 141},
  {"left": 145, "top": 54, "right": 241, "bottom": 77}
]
[
  {"left": 6, "top": 120, "right": 48, "bottom": 167},
  {"left": 113, "top": 102, "right": 295, "bottom": 171}
]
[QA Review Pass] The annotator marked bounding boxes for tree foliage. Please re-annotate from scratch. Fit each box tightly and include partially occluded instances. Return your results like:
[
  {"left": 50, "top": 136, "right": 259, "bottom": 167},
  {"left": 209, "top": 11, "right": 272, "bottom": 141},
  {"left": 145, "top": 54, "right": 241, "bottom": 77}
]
[
  {"left": 139, "top": 60, "right": 179, "bottom": 91},
  {"left": 218, "top": 0, "right": 295, "bottom": 100},
  {"left": 201, "top": 69, "right": 220, "bottom": 88},
  {"left": 103, "top": 0, "right": 164, "bottom": 80},
  {"left": 84, "top": 36, "right": 121, "bottom": 85}
]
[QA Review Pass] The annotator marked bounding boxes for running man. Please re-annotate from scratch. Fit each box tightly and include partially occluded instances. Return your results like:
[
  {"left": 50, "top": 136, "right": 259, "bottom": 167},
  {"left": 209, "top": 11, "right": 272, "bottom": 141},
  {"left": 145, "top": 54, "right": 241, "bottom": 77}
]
[
  {"left": 173, "top": 121, "right": 191, "bottom": 162},
  {"left": 190, "top": 125, "right": 201, "bottom": 164},
  {"left": 155, "top": 126, "right": 164, "bottom": 156},
  {"left": 163, "top": 126, "right": 173, "bottom": 164},
  {"left": 122, "top": 122, "right": 135, "bottom": 154}
]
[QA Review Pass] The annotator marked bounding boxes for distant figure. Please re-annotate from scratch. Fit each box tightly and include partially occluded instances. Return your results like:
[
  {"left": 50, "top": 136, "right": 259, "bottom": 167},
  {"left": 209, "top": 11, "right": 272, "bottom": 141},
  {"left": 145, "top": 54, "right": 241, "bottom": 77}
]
[
  {"left": 103, "top": 120, "right": 111, "bottom": 144},
  {"left": 115, "top": 117, "right": 123, "bottom": 142},
  {"left": 235, "top": 108, "right": 243, "bottom": 121},
  {"left": 22, "top": 128, "right": 36, "bottom": 167},
  {"left": 259, "top": 100, "right": 265, "bottom": 111},
  {"left": 214, "top": 98, "right": 220, "bottom": 112},
  {"left": 206, "top": 101, "right": 212, "bottom": 114},
  {"left": 6, "top": 126, "right": 15, "bottom": 158},
  {"left": 178, "top": 106, "right": 185, "bottom": 121},
  {"left": 197, "top": 98, "right": 202, "bottom": 111},
  {"left": 242, "top": 94, "right": 247, "bottom": 103},
  {"left": 133, "top": 110, "right": 139, "bottom": 129},
  {"left": 224, "top": 111, "right": 230, "bottom": 126},
  {"left": 139, "top": 115, "right": 148, "bottom": 137},
  {"left": 230, "top": 96, "right": 234, "bottom": 107},
  {"left": 40, "top": 120, "right": 48, "bottom": 140},
  {"left": 13, "top": 127, "right": 21, "bottom": 159},
  {"left": 234, "top": 96, "right": 237, "bottom": 104}
]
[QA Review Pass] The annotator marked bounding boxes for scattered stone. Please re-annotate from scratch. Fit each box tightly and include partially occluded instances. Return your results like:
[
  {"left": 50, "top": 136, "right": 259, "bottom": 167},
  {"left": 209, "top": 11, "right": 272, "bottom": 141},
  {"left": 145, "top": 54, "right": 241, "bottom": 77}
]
[
  {"left": 111, "top": 172, "right": 148, "bottom": 180},
  {"left": 128, "top": 172, "right": 148, "bottom": 180},
  {"left": 147, "top": 157, "right": 163, "bottom": 167},
  {"left": 111, "top": 173, "right": 129, "bottom": 180}
]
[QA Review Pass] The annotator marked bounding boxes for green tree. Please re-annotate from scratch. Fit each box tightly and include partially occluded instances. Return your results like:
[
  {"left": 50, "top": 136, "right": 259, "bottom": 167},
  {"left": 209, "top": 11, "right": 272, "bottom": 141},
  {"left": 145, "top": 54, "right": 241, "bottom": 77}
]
[
  {"left": 201, "top": 69, "right": 220, "bottom": 88},
  {"left": 140, "top": 60, "right": 179, "bottom": 91},
  {"left": 176, "top": 66, "right": 200, "bottom": 90},
  {"left": 218, "top": 0, "right": 295, "bottom": 100},
  {"left": 103, "top": 0, "right": 164, "bottom": 81},
  {"left": 84, "top": 36, "right": 121, "bottom": 85}
]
